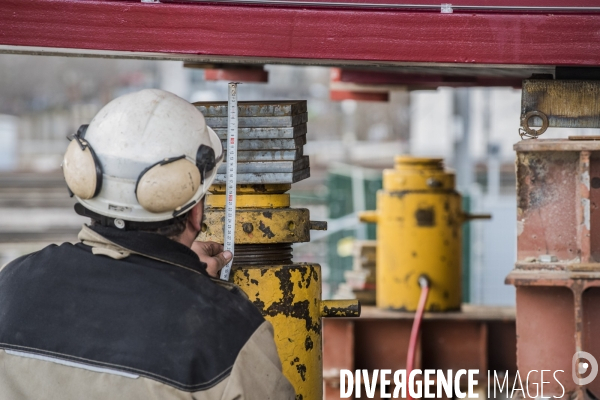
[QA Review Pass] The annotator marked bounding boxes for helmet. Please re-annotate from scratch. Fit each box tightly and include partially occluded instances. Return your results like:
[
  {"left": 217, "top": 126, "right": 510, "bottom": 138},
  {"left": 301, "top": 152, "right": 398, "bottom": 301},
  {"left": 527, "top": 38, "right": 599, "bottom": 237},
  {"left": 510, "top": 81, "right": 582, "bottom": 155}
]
[{"left": 62, "top": 89, "right": 223, "bottom": 228}]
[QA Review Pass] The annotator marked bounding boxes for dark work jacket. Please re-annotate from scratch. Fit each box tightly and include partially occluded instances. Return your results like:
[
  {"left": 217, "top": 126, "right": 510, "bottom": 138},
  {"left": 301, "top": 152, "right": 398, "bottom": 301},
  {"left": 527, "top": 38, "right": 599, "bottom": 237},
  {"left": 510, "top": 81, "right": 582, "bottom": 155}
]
[{"left": 0, "top": 224, "right": 295, "bottom": 400}]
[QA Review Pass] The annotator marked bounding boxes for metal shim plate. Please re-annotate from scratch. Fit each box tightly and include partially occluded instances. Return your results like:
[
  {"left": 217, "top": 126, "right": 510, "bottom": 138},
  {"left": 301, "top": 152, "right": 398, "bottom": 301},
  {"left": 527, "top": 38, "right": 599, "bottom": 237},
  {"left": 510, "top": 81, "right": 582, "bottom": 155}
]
[
  {"left": 214, "top": 167, "right": 310, "bottom": 184},
  {"left": 225, "top": 148, "right": 303, "bottom": 162},
  {"left": 195, "top": 100, "right": 307, "bottom": 117},
  {"left": 220, "top": 135, "right": 306, "bottom": 150},
  {"left": 205, "top": 113, "right": 308, "bottom": 128},
  {"left": 217, "top": 156, "right": 309, "bottom": 174},
  {"left": 213, "top": 124, "right": 307, "bottom": 140}
]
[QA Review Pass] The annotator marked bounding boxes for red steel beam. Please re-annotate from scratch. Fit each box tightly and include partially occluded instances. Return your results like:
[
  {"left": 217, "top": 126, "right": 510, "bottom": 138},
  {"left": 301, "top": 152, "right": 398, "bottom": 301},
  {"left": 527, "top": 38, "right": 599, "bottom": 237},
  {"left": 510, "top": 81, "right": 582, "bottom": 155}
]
[
  {"left": 1, "top": 0, "right": 600, "bottom": 66},
  {"left": 332, "top": 68, "right": 524, "bottom": 88}
]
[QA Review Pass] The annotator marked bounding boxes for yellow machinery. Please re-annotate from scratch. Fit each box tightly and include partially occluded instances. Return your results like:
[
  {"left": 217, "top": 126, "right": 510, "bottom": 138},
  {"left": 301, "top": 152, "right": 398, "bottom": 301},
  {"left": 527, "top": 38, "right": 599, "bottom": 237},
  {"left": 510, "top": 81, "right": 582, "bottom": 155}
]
[
  {"left": 360, "top": 156, "right": 487, "bottom": 311},
  {"left": 199, "top": 184, "right": 359, "bottom": 400}
]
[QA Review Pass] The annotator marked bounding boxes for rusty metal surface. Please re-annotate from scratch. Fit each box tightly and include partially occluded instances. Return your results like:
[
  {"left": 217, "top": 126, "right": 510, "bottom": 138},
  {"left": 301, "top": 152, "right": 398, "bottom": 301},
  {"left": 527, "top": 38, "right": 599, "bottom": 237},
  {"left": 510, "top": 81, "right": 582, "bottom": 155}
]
[
  {"left": 512, "top": 141, "right": 600, "bottom": 267},
  {"left": 578, "top": 152, "right": 592, "bottom": 262},
  {"left": 516, "top": 150, "right": 579, "bottom": 261},
  {"left": 515, "top": 139, "right": 600, "bottom": 152},
  {"left": 515, "top": 287, "right": 576, "bottom": 397},
  {"left": 507, "top": 269, "right": 600, "bottom": 286},
  {"left": 522, "top": 80, "right": 600, "bottom": 130},
  {"left": 590, "top": 155, "right": 600, "bottom": 262},
  {"left": 583, "top": 288, "right": 600, "bottom": 398},
  {"left": 510, "top": 141, "right": 600, "bottom": 398}
]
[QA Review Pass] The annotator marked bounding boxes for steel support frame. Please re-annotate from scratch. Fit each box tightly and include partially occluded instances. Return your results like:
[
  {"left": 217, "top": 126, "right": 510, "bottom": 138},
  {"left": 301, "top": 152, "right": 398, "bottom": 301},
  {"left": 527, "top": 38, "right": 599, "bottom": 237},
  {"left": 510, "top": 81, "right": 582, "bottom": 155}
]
[
  {"left": 508, "top": 141, "right": 600, "bottom": 399},
  {"left": 0, "top": 0, "right": 600, "bottom": 67},
  {"left": 323, "top": 306, "right": 517, "bottom": 400}
]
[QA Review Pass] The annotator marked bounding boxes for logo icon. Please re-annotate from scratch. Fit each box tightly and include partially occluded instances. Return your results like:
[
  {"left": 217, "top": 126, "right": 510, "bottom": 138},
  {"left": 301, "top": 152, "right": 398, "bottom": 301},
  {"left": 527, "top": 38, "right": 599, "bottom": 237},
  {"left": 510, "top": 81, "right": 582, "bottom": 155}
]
[{"left": 572, "top": 351, "right": 598, "bottom": 385}]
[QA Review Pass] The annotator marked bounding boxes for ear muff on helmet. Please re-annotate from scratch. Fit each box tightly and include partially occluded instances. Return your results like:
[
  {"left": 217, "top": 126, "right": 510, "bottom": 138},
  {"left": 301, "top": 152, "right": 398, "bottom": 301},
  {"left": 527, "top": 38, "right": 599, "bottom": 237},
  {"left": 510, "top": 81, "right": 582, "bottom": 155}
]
[
  {"left": 63, "top": 125, "right": 103, "bottom": 200},
  {"left": 135, "top": 155, "right": 202, "bottom": 215},
  {"left": 135, "top": 142, "right": 223, "bottom": 216},
  {"left": 65, "top": 123, "right": 222, "bottom": 216}
]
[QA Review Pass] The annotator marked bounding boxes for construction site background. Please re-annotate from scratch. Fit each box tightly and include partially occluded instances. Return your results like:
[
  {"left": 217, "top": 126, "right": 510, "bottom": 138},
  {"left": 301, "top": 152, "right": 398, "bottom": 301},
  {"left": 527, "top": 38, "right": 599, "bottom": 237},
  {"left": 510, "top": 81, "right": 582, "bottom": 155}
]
[{"left": 2, "top": 54, "right": 598, "bottom": 304}]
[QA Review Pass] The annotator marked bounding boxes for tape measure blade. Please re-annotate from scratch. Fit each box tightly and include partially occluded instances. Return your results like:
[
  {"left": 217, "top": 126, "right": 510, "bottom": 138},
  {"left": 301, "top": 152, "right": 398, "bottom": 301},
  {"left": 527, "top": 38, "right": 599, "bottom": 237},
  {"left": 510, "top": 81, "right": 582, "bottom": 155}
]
[{"left": 220, "top": 82, "right": 239, "bottom": 281}]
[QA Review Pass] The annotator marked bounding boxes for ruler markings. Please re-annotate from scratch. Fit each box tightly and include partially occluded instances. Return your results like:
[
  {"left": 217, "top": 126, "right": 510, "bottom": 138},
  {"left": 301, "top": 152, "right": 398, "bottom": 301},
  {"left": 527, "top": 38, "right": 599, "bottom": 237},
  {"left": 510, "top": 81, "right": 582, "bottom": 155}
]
[{"left": 219, "top": 82, "right": 239, "bottom": 281}]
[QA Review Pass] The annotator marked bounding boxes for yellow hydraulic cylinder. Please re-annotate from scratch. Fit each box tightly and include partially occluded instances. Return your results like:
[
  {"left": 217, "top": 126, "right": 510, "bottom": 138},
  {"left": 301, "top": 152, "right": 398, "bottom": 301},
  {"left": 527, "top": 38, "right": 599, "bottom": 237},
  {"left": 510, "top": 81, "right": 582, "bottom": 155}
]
[
  {"left": 234, "top": 264, "right": 358, "bottom": 400},
  {"left": 198, "top": 184, "right": 360, "bottom": 400},
  {"left": 360, "top": 156, "right": 488, "bottom": 311}
]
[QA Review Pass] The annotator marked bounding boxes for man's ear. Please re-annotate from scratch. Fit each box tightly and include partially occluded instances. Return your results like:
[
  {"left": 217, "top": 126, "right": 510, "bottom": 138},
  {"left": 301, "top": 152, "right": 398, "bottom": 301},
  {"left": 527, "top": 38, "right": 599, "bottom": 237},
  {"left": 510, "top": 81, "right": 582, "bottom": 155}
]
[{"left": 187, "top": 202, "right": 203, "bottom": 232}]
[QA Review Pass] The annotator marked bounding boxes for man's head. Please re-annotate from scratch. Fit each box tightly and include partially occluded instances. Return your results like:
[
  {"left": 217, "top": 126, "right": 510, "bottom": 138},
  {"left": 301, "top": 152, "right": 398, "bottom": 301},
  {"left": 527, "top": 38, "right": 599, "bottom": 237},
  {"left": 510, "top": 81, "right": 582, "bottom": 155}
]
[{"left": 63, "top": 89, "right": 223, "bottom": 244}]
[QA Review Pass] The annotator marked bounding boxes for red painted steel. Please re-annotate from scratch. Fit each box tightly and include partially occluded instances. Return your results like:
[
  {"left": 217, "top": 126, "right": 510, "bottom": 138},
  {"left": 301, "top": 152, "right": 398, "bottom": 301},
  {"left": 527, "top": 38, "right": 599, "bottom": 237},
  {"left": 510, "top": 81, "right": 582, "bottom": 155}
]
[
  {"left": 330, "top": 90, "right": 389, "bottom": 102},
  {"left": 204, "top": 68, "right": 269, "bottom": 82},
  {"left": 515, "top": 287, "right": 576, "bottom": 397},
  {"left": 334, "top": 68, "right": 523, "bottom": 88},
  {"left": 322, "top": 307, "right": 517, "bottom": 400},
  {"left": 173, "top": 0, "right": 600, "bottom": 6},
  {"left": 1, "top": 0, "right": 600, "bottom": 66}
]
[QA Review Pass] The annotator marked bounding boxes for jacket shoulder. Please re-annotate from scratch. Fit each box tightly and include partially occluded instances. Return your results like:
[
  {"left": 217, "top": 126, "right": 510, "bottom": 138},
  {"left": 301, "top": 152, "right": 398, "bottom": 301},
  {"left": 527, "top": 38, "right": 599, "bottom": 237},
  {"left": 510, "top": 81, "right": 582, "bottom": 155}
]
[{"left": 0, "top": 240, "right": 265, "bottom": 392}]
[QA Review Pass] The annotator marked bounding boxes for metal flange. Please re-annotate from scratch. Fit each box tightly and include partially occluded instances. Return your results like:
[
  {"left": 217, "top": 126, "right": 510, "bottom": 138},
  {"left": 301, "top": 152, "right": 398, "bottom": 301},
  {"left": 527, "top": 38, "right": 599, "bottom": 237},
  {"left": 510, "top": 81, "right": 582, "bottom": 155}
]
[{"left": 198, "top": 208, "right": 311, "bottom": 244}]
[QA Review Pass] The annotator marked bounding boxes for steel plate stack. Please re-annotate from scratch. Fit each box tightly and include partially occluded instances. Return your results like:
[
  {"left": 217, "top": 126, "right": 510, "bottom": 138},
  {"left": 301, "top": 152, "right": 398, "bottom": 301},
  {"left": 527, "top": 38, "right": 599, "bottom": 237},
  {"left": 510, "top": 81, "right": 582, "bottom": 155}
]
[{"left": 195, "top": 100, "right": 309, "bottom": 184}]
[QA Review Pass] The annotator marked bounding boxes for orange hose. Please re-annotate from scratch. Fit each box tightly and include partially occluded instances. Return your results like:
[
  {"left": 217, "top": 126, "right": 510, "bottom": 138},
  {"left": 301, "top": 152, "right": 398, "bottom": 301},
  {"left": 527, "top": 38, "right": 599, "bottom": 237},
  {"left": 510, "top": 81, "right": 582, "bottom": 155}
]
[{"left": 406, "top": 280, "right": 430, "bottom": 400}]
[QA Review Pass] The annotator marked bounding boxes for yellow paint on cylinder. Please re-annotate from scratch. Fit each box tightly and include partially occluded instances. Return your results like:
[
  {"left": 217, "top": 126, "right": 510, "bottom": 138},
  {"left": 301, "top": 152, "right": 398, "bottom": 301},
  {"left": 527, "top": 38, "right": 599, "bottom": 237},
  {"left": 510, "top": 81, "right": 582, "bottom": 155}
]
[
  {"left": 232, "top": 263, "right": 322, "bottom": 400},
  {"left": 198, "top": 208, "right": 311, "bottom": 244},
  {"left": 360, "top": 156, "right": 464, "bottom": 311}
]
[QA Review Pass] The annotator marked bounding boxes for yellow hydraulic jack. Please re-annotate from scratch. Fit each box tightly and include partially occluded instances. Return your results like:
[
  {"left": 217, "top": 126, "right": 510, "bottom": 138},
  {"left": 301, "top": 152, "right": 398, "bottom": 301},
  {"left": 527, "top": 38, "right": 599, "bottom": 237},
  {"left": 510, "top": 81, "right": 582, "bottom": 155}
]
[
  {"left": 199, "top": 183, "right": 360, "bottom": 400},
  {"left": 359, "top": 156, "right": 489, "bottom": 311}
]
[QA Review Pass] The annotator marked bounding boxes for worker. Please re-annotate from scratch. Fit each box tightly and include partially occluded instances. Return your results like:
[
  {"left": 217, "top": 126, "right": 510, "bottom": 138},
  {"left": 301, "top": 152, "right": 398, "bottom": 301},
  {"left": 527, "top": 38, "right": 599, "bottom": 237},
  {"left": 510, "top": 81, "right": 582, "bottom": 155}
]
[{"left": 0, "top": 89, "right": 295, "bottom": 399}]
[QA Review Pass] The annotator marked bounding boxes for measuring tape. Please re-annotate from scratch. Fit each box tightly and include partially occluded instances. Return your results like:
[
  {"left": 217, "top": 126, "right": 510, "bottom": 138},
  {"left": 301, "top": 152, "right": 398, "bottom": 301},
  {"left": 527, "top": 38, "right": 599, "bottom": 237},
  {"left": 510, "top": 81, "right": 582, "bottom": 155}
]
[{"left": 219, "top": 82, "right": 239, "bottom": 281}]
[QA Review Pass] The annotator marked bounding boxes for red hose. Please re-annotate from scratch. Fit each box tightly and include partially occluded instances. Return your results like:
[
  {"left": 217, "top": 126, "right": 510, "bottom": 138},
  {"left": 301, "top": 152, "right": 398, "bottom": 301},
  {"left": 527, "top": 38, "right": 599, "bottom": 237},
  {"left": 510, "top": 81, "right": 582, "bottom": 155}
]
[{"left": 406, "top": 279, "right": 430, "bottom": 400}]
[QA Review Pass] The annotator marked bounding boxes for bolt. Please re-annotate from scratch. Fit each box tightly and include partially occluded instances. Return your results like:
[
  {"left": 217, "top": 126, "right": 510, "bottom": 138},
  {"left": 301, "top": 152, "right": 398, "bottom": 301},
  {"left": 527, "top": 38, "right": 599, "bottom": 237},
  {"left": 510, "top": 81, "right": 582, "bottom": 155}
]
[{"left": 242, "top": 223, "right": 254, "bottom": 233}]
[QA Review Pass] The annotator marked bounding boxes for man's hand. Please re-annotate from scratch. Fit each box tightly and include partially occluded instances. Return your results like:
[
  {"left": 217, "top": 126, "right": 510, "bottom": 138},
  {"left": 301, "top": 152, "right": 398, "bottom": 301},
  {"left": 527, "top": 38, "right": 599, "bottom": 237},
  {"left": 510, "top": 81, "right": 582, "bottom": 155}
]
[{"left": 191, "top": 241, "right": 233, "bottom": 278}]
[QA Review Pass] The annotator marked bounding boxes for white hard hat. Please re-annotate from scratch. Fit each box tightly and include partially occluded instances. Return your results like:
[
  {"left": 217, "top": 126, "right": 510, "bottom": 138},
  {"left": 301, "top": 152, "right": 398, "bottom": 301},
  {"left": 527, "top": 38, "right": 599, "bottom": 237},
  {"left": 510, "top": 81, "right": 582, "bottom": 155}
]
[{"left": 62, "top": 89, "right": 223, "bottom": 228}]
